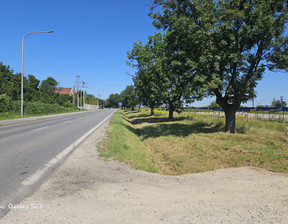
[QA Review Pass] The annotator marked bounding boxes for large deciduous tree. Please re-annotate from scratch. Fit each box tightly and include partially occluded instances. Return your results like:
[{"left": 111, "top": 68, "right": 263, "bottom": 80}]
[
  {"left": 127, "top": 34, "right": 166, "bottom": 116},
  {"left": 39, "top": 76, "right": 58, "bottom": 104},
  {"left": 121, "top": 85, "right": 138, "bottom": 111},
  {"left": 105, "top": 93, "right": 121, "bottom": 108},
  {"left": 128, "top": 33, "right": 202, "bottom": 119},
  {"left": 150, "top": 0, "right": 288, "bottom": 133},
  {"left": 0, "top": 63, "right": 13, "bottom": 95}
]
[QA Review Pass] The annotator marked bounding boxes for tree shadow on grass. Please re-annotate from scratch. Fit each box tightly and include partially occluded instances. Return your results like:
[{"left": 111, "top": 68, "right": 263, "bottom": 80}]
[
  {"left": 121, "top": 114, "right": 185, "bottom": 125},
  {"left": 122, "top": 115, "right": 132, "bottom": 124},
  {"left": 131, "top": 116, "right": 185, "bottom": 125},
  {"left": 128, "top": 114, "right": 150, "bottom": 119},
  {"left": 123, "top": 121, "right": 223, "bottom": 140}
]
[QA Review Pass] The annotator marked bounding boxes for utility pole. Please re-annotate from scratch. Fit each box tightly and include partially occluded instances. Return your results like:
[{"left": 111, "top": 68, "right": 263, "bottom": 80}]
[
  {"left": 73, "top": 84, "right": 75, "bottom": 105},
  {"left": 82, "top": 81, "right": 86, "bottom": 109},
  {"left": 76, "top": 75, "right": 80, "bottom": 108},
  {"left": 98, "top": 94, "right": 101, "bottom": 109}
]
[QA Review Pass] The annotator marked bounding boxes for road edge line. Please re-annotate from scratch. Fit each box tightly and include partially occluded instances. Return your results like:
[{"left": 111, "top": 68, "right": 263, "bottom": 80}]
[{"left": 21, "top": 109, "right": 116, "bottom": 186}]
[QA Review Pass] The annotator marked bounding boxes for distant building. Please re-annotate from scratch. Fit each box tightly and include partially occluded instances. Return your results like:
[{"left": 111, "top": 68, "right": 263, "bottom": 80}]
[{"left": 55, "top": 87, "right": 74, "bottom": 96}]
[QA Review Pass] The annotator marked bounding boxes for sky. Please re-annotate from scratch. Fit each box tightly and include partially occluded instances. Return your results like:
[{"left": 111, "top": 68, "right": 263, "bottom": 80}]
[{"left": 0, "top": 0, "right": 287, "bottom": 107}]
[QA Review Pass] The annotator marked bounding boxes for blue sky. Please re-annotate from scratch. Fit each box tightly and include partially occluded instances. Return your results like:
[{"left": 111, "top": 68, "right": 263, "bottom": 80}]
[{"left": 0, "top": 0, "right": 287, "bottom": 107}]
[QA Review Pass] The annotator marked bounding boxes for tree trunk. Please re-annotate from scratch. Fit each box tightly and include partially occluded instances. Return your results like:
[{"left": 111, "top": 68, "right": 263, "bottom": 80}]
[
  {"left": 150, "top": 107, "right": 154, "bottom": 116},
  {"left": 223, "top": 107, "right": 237, "bottom": 133},
  {"left": 168, "top": 107, "right": 174, "bottom": 120}
]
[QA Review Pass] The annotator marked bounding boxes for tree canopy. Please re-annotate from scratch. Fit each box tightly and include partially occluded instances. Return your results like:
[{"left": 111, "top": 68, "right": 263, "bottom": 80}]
[
  {"left": 128, "top": 32, "right": 203, "bottom": 119},
  {"left": 150, "top": 0, "right": 288, "bottom": 132},
  {"left": 272, "top": 96, "right": 287, "bottom": 107},
  {"left": 120, "top": 85, "right": 138, "bottom": 111},
  {"left": 0, "top": 62, "right": 75, "bottom": 113},
  {"left": 127, "top": 33, "right": 167, "bottom": 116}
]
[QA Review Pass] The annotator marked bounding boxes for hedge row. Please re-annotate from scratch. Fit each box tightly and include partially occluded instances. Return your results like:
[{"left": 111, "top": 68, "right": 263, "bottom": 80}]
[{"left": 0, "top": 94, "right": 75, "bottom": 114}]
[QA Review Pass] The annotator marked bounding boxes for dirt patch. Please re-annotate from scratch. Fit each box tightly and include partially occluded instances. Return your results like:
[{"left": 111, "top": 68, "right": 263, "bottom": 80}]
[{"left": 1, "top": 116, "right": 288, "bottom": 224}]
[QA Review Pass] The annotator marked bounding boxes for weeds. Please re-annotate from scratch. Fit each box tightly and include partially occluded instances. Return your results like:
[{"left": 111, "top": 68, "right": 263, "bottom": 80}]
[{"left": 99, "top": 109, "right": 288, "bottom": 175}]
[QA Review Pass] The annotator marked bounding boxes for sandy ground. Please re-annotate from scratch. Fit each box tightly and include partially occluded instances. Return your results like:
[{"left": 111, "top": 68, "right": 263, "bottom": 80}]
[{"left": 1, "top": 116, "right": 288, "bottom": 224}]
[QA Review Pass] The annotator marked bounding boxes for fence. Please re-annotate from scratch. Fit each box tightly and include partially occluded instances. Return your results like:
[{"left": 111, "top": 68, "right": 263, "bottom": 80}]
[{"left": 190, "top": 107, "right": 288, "bottom": 122}]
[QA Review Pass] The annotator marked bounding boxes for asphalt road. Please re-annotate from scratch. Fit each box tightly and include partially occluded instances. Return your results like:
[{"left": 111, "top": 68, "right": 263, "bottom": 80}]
[{"left": 0, "top": 109, "right": 116, "bottom": 218}]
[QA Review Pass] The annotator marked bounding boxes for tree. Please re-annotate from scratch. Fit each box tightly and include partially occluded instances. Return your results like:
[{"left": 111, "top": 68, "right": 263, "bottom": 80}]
[
  {"left": 0, "top": 62, "right": 77, "bottom": 111},
  {"left": 208, "top": 101, "right": 220, "bottom": 108},
  {"left": 120, "top": 85, "right": 138, "bottom": 111},
  {"left": 39, "top": 77, "right": 58, "bottom": 104},
  {"left": 150, "top": 0, "right": 288, "bottom": 132},
  {"left": 26, "top": 74, "right": 40, "bottom": 101},
  {"left": 128, "top": 33, "right": 202, "bottom": 119},
  {"left": 39, "top": 77, "right": 58, "bottom": 93},
  {"left": 6, "top": 73, "right": 24, "bottom": 101},
  {"left": 127, "top": 33, "right": 167, "bottom": 116},
  {"left": 272, "top": 97, "right": 287, "bottom": 107},
  {"left": 105, "top": 93, "right": 121, "bottom": 108},
  {"left": 0, "top": 62, "right": 13, "bottom": 95}
]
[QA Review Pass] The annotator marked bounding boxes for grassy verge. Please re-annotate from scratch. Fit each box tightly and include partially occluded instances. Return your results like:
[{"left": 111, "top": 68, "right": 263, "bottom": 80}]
[
  {"left": 99, "top": 109, "right": 288, "bottom": 175},
  {"left": 0, "top": 107, "right": 80, "bottom": 120},
  {"left": 99, "top": 110, "right": 159, "bottom": 173}
]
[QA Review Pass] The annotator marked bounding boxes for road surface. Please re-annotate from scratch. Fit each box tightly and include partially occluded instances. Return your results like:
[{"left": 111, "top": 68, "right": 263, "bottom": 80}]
[{"left": 0, "top": 109, "right": 115, "bottom": 218}]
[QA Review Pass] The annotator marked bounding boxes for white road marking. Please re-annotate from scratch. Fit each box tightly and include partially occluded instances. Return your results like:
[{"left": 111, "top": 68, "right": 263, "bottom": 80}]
[
  {"left": 21, "top": 110, "right": 116, "bottom": 186},
  {"left": 63, "top": 120, "right": 71, "bottom": 124},
  {"left": 31, "top": 126, "right": 48, "bottom": 132}
]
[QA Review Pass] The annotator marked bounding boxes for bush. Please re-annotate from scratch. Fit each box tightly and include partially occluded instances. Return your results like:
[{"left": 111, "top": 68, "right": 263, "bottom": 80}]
[
  {"left": 0, "top": 94, "right": 13, "bottom": 112},
  {"left": 23, "top": 102, "right": 66, "bottom": 114},
  {"left": 1, "top": 98, "right": 77, "bottom": 115}
]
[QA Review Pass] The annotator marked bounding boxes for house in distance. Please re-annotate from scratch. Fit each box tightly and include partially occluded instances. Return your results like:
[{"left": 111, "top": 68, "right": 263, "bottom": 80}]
[{"left": 54, "top": 87, "right": 74, "bottom": 96}]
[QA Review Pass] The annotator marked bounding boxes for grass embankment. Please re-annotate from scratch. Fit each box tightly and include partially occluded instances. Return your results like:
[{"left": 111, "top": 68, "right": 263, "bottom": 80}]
[
  {"left": 99, "top": 109, "right": 288, "bottom": 175},
  {"left": 0, "top": 106, "right": 80, "bottom": 120}
]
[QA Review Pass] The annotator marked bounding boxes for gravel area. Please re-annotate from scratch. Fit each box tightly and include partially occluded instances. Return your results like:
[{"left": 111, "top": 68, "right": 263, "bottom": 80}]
[{"left": 1, "top": 115, "right": 288, "bottom": 224}]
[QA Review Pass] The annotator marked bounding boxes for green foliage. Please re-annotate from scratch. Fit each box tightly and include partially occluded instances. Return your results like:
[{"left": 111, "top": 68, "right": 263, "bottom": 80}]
[
  {"left": 128, "top": 32, "right": 203, "bottom": 119},
  {"left": 0, "top": 94, "right": 13, "bottom": 112},
  {"left": 39, "top": 76, "right": 58, "bottom": 93},
  {"left": 120, "top": 85, "right": 138, "bottom": 110},
  {"left": 0, "top": 62, "right": 76, "bottom": 115},
  {"left": 208, "top": 101, "right": 220, "bottom": 108},
  {"left": 127, "top": 33, "right": 167, "bottom": 112},
  {"left": 23, "top": 102, "right": 67, "bottom": 114},
  {"left": 272, "top": 97, "right": 287, "bottom": 107},
  {"left": 150, "top": 0, "right": 288, "bottom": 132},
  {"left": 0, "top": 63, "right": 13, "bottom": 95},
  {"left": 105, "top": 93, "right": 121, "bottom": 108},
  {"left": 86, "top": 97, "right": 99, "bottom": 105}
]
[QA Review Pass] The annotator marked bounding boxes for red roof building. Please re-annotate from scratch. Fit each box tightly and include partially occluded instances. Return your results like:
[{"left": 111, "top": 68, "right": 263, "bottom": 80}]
[{"left": 55, "top": 87, "right": 74, "bottom": 96}]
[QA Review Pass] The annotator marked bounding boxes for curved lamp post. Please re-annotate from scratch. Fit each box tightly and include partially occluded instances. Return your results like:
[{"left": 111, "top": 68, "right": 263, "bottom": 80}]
[{"left": 21, "top": 30, "right": 54, "bottom": 116}]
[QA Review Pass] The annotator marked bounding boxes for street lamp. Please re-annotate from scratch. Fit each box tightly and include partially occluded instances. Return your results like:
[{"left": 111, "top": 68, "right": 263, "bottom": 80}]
[{"left": 21, "top": 30, "right": 54, "bottom": 116}]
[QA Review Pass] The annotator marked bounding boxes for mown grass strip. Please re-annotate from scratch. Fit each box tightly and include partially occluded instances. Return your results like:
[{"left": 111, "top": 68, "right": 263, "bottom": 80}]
[
  {"left": 98, "top": 110, "right": 159, "bottom": 173},
  {"left": 99, "top": 109, "right": 288, "bottom": 175}
]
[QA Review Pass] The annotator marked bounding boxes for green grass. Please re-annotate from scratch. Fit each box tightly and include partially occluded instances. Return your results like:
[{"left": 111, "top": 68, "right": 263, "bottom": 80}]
[
  {"left": 98, "top": 110, "right": 159, "bottom": 173},
  {"left": 0, "top": 107, "right": 80, "bottom": 120},
  {"left": 99, "top": 109, "right": 288, "bottom": 175}
]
